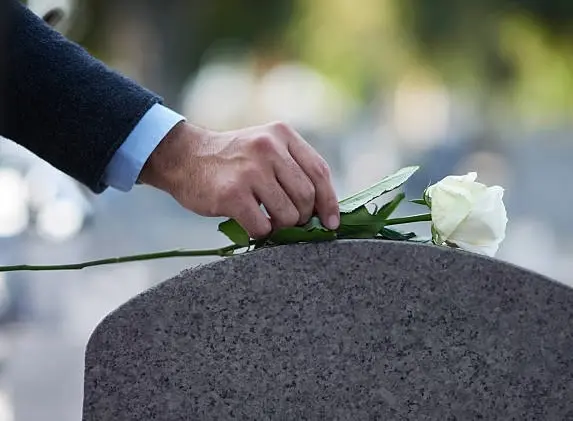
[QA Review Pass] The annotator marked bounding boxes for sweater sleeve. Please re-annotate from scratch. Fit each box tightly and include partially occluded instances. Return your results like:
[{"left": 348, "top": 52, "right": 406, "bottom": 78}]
[{"left": 0, "top": 0, "right": 162, "bottom": 193}]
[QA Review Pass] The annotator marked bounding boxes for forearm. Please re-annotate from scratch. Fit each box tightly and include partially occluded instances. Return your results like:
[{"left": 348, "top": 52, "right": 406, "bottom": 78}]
[{"left": 0, "top": 0, "right": 161, "bottom": 192}]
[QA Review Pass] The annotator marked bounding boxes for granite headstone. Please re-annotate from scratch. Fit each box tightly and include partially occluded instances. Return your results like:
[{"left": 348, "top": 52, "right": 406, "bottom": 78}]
[{"left": 82, "top": 240, "right": 573, "bottom": 420}]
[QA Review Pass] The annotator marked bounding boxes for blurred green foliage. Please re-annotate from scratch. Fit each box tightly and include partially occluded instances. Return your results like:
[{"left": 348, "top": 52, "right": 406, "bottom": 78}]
[
  {"left": 76, "top": 0, "right": 573, "bottom": 118},
  {"left": 400, "top": 0, "right": 573, "bottom": 118},
  {"left": 288, "top": 0, "right": 573, "bottom": 119}
]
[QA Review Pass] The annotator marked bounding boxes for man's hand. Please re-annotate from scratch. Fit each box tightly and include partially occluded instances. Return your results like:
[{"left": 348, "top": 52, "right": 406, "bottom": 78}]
[{"left": 138, "top": 121, "right": 340, "bottom": 238}]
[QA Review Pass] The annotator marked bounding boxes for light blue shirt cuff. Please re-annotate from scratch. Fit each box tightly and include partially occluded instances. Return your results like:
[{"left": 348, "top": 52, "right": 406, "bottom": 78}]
[{"left": 102, "top": 103, "right": 186, "bottom": 192}]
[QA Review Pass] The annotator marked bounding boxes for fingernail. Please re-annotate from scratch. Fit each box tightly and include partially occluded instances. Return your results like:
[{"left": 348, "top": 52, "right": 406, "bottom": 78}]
[{"left": 327, "top": 215, "right": 339, "bottom": 230}]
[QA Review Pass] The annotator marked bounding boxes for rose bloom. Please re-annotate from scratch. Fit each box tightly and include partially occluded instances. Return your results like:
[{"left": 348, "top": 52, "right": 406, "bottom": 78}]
[{"left": 426, "top": 172, "right": 507, "bottom": 257}]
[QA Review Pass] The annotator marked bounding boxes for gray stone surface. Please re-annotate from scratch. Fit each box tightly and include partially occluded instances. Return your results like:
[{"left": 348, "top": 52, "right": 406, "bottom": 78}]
[{"left": 82, "top": 240, "right": 573, "bottom": 420}]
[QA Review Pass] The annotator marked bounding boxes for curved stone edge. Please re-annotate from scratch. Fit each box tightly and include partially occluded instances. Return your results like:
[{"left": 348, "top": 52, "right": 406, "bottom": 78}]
[{"left": 83, "top": 240, "right": 562, "bottom": 356}]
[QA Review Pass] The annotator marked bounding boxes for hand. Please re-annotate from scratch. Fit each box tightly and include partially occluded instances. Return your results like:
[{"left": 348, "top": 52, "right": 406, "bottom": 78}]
[{"left": 138, "top": 121, "right": 340, "bottom": 238}]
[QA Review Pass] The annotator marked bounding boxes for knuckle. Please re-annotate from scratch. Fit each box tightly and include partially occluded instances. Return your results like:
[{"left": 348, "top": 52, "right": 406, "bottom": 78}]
[
  {"left": 249, "top": 134, "right": 277, "bottom": 155},
  {"left": 271, "top": 120, "right": 294, "bottom": 136},
  {"left": 312, "top": 158, "right": 331, "bottom": 180}
]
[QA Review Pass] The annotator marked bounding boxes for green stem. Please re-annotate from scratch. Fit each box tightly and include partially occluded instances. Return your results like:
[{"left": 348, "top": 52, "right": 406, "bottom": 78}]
[
  {"left": 0, "top": 213, "right": 433, "bottom": 273},
  {"left": 384, "top": 213, "right": 432, "bottom": 226},
  {"left": 0, "top": 241, "right": 255, "bottom": 272}
]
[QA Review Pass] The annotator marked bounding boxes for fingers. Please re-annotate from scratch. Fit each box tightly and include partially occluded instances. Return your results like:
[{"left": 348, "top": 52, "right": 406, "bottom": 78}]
[
  {"left": 213, "top": 173, "right": 272, "bottom": 239},
  {"left": 272, "top": 154, "right": 315, "bottom": 225},
  {"left": 232, "top": 197, "right": 272, "bottom": 239},
  {"left": 272, "top": 123, "right": 339, "bottom": 229},
  {"left": 253, "top": 179, "right": 300, "bottom": 229},
  {"left": 189, "top": 121, "right": 338, "bottom": 239}
]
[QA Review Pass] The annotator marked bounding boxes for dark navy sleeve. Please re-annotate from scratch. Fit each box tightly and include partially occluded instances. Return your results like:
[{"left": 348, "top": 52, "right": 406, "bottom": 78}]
[{"left": 0, "top": 0, "right": 162, "bottom": 192}]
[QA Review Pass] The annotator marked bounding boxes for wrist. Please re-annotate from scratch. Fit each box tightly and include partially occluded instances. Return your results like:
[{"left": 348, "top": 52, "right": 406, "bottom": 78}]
[{"left": 138, "top": 121, "right": 207, "bottom": 193}]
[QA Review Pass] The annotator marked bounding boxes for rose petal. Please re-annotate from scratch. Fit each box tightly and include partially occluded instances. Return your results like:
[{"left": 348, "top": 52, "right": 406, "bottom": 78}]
[
  {"left": 448, "top": 185, "right": 507, "bottom": 256},
  {"left": 439, "top": 172, "right": 478, "bottom": 185},
  {"left": 451, "top": 239, "right": 500, "bottom": 257},
  {"left": 428, "top": 182, "right": 474, "bottom": 240}
]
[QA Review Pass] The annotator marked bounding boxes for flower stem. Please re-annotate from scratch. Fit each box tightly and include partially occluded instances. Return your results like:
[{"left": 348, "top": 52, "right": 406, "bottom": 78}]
[
  {"left": 384, "top": 213, "right": 432, "bottom": 226},
  {"left": 0, "top": 242, "right": 254, "bottom": 272},
  {"left": 0, "top": 213, "right": 434, "bottom": 273}
]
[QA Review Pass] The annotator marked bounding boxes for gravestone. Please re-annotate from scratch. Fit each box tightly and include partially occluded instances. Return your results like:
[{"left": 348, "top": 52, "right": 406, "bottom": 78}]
[{"left": 82, "top": 240, "right": 573, "bottom": 420}]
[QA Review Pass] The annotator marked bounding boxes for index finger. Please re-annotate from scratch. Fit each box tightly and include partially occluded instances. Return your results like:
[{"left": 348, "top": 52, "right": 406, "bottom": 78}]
[{"left": 286, "top": 132, "right": 339, "bottom": 230}]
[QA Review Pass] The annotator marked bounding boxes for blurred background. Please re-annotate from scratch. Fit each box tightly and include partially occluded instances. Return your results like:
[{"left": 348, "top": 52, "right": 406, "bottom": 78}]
[{"left": 0, "top": 0, "right": 572, "bottom": 419}]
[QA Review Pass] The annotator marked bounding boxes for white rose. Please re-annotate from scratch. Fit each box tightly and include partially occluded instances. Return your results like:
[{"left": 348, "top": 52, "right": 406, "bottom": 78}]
[{"left": 426, "top": 172, "right": 507, "bottom": 257}]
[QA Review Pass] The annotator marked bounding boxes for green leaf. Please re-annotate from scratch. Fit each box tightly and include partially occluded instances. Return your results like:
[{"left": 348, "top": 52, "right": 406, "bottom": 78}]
[
  {"left": 338, "top": 206, "right": 384, "bottom": 238},
  {"left": 338, "top": 166, "right": 419, "bottom": 213},
  {"left": 376, "top": 193, "right": 405, "bottom": 220},
  {"left": 269, "top": 226, "right": 336, "bottom": 245},
  {"left": 378, "top": 227, "right": 417, "bottom": 241},
  {"left": 339, "top": 206, "right": 376, "bottom": 226},
  {"left": 336, "top": 193, "right": 407, "bottom": 239},
  {"left": 269, "top": 216, "right": 335, "bottom": 245},
  {"left": 218, "top": 219, "right": 250, "bottom": 247}
]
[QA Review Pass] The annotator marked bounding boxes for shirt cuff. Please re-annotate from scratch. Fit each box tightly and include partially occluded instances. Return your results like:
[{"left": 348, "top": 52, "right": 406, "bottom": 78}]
[{"left": 102, "top": 104, "right": 186, "bottom": 192}]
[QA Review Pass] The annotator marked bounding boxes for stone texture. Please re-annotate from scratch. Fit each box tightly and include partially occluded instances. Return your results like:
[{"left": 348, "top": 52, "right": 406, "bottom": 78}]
[{"left": 82, "top": 240, "right": 573, "bottom": 420}]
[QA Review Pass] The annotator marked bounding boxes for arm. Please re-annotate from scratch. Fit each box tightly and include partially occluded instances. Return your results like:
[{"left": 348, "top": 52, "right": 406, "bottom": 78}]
[
  {"left": 1, "top": 0, "right": 340, "bottom": 237},
  {"left": 1, "top": 0, "right": 160, "bottom": 192}
]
